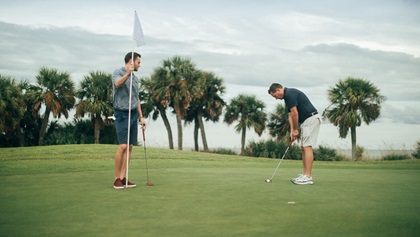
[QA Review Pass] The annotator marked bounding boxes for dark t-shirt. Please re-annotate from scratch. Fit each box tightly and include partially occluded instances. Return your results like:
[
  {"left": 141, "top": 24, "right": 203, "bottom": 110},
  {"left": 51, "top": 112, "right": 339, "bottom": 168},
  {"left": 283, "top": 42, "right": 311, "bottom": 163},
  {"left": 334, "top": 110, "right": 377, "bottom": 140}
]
[{"left": 284, "top": 87, "right": 317, "bottom": 124}]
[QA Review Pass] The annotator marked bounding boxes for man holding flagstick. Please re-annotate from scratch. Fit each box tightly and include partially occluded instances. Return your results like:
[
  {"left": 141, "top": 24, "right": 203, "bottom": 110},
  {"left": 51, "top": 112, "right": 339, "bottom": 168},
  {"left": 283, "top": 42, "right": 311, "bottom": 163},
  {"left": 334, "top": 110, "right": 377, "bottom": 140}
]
[
  {"left": 112, "top": 52, "right": 145, "bottom": 189},
  {"left": 112, "top": 11, "right": 146, "bottom": 190}
]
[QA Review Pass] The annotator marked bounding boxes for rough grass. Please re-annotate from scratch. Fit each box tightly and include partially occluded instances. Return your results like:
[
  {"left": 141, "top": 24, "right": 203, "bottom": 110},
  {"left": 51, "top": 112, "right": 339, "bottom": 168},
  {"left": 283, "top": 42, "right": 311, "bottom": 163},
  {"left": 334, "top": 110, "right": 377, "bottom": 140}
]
[{"left": 0, "top": 145, "right": 419, "bottom": 237}]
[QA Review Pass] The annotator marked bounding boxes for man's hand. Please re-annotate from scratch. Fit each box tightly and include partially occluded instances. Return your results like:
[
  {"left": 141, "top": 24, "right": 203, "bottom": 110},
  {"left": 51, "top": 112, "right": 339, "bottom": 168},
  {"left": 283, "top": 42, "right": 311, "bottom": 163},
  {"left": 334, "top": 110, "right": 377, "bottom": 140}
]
[
  {"left": 125, "top": 62, "right": 135, "bottom": 75},
  {"left": 140, "top": 117, "right": 146, "bottom": 129},
  {"left": 291, "top": 129, "right": 299, "bottom": 140},
  {"left": 289, "top": 107, "right": 299, "bottom": 141}
]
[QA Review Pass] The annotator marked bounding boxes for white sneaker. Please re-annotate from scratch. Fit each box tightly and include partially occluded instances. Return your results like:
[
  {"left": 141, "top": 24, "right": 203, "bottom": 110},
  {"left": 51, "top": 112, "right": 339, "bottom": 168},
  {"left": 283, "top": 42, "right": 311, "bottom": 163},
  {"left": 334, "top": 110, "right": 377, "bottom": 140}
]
[
  {"left": 292, "top": 175, "right": 313, "bottom": 185},
  {"left": 291, "top": 174, "right": 303, "bottom": 182}
]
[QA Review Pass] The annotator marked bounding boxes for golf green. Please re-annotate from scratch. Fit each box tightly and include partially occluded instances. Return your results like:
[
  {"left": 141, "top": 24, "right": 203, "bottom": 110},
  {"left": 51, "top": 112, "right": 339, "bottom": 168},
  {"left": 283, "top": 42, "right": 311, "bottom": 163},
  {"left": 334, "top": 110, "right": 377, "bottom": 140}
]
[{"left": 0, "top": 145, "right": 419, "bottom": 237}]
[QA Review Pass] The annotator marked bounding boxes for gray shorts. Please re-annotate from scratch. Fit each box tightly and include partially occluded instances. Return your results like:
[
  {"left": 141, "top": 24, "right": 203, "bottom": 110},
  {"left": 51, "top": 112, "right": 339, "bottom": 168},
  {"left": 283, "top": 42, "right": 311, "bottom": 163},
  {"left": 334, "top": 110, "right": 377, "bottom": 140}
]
[
  {"left": 114, "top": 110, "right": 139, "bottom": 145},
  {"left": 299, "top": 115, "right": 322, "bottom": 147}
]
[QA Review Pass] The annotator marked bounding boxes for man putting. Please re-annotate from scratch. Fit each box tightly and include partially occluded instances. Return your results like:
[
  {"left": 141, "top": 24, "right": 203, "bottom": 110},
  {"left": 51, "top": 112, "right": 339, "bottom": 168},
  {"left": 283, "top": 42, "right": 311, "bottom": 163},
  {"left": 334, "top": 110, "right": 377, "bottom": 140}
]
[
  {"left": 112, "top": 52, "right": 146, "bottom": 189},
  {"left": 268, "top": 83, "right": 322, "bottom": 185}
]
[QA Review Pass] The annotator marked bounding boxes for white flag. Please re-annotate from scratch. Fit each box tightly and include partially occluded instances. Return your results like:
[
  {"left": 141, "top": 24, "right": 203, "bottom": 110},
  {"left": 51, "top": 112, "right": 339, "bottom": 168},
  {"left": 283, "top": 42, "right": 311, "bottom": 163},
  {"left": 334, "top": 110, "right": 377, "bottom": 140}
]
[{"left": 133, "top": 11, "right": 145, "bottom": 47}]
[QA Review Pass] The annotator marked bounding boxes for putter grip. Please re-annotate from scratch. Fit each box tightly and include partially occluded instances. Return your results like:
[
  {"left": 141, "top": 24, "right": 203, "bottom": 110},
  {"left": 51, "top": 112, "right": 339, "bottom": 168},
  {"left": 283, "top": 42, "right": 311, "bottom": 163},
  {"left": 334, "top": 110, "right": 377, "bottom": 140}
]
[
  {"left": 142, "top": 128, "right": 145, "bottom": 141},
  {"left": 288, "top": 137, "right": 296, "bottom": 147}
]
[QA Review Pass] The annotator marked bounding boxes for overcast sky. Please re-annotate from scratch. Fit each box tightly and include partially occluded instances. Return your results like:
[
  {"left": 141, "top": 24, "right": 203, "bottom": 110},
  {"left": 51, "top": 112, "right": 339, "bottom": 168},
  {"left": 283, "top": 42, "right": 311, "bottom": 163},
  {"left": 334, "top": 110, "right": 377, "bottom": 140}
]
[{"left": 1, "top": 0, "right": 419, "bottom": 151}]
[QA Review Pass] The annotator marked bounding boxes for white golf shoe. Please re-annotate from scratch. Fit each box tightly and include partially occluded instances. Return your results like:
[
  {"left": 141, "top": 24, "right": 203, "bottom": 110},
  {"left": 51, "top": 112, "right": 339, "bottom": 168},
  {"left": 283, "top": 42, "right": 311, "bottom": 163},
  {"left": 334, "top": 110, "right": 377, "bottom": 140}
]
[
  {"left": 292, "top": 175, "right": 313, "bottom": 185},
  {"left": 291, "top": 174, "right": 304, "bottom": 182}
]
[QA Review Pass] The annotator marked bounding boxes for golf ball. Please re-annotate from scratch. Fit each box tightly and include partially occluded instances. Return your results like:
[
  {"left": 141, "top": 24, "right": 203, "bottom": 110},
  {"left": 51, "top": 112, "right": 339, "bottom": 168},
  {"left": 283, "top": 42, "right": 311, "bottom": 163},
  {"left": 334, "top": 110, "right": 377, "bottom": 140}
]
[{"left": 265, "top": 179, "right": 272, "bottom": 183}]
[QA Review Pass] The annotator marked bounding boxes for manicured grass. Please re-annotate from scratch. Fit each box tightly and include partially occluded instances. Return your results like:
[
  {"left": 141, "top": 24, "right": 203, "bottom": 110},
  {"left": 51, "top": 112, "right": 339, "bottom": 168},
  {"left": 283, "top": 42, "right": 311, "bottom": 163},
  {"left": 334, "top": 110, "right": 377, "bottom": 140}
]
[{"left": 0, "top": 145, "right": 419, "bottom": 237}]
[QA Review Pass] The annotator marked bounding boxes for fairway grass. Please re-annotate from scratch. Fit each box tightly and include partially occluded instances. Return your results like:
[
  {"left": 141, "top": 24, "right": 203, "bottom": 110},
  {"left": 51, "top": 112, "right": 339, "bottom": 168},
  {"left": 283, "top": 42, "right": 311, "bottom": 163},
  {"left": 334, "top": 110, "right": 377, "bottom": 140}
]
[{"left": 1, "top": 145, "right": 419, "bottom": 237}]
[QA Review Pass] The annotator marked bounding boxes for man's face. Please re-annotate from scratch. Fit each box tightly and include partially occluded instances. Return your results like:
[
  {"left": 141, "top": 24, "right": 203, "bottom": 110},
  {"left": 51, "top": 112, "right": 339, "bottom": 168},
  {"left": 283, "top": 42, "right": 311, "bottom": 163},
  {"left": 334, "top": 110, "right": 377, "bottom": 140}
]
[
  {"left": 270, "top": 88, "right": 284, "bottom": 100},
  {"left": 133, "top": 57, "right": 141, "bottom": 71}
]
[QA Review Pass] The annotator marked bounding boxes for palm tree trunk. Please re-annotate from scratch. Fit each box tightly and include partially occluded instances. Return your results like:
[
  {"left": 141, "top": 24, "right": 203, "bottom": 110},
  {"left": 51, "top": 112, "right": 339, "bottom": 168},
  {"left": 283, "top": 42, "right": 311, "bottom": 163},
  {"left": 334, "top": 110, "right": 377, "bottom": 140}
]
[
  {"left": 159, "top": 108, "right": 174, "bottom": 149},
  {"left": 241, "top": 126, "right": 246, "bottom": 155},
  {"left": 197, "top": 111, "right": 209, "bottom": 152},
  {"left": 17, "top": 128, "right": 24, "bottom": 147},
  {"left": 174, "top": 102, "right": 183, "bottom": 150},
  {"left": 94, "top": 115, "right": 101, "bottom": 144},
  {"left": 351, "top": 126, "right": 357, "bottom": 161},
  {"left": 194, "top": 117, "right": 199, "bottom": 151},
  {"left": 38, "top": 107, "right": 51, "bottom": 146}
]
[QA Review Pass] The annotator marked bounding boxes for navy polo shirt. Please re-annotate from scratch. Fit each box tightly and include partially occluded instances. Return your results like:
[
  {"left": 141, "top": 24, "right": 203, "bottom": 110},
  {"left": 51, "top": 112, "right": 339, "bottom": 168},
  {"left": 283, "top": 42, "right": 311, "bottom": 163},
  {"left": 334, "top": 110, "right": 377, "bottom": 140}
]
[{"left": 283, "top": 87, "right": 317, "bottom": 124}]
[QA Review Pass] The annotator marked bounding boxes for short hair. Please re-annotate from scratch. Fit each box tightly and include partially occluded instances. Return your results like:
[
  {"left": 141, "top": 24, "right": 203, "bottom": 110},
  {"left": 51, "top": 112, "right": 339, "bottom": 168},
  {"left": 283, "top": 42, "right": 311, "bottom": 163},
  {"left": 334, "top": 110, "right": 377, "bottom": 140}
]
[
  {"left": 268, "top": 83, "right": 283, "bottom": 94},
  {"left": 124, "top": 52, "right": 141, "bottom": 64}
]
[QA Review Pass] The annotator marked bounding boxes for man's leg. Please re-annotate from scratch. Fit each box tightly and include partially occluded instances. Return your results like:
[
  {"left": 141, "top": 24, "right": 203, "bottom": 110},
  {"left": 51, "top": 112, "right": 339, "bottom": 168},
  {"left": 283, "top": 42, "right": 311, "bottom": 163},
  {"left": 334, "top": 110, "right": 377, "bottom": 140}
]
[
  {"left": 302, "top": 146, "right": 314, "bottom": 177},
  {"left": 115, "top": 144, "right": 128, "bottom": 180},
  {"left": 292, "top": 146, "right": 314, "bottom": 184},
  {"left": 120, "top": 145, "right": 133, "bottom": 179},
  {"left": 299, "top": 116, "right": 319, "bottom": 179},
  {"left": 301, "top": 146, "right": 306, "bottom": 175},
  {"left": 113, "top": 144, "right": 128, "bottom": 189}
]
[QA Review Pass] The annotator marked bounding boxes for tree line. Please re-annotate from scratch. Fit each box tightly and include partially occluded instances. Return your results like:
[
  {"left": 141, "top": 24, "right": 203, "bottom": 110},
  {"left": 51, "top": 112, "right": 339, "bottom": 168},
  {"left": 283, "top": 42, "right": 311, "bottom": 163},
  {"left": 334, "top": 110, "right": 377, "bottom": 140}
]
[{"left": 0, "top": 55, "right": 385, "bottom": 160}]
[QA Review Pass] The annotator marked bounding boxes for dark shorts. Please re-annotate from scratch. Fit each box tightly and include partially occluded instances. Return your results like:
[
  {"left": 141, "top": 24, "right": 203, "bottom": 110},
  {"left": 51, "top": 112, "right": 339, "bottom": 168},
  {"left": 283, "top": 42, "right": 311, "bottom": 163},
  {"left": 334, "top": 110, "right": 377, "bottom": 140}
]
[{"left": 114, "top": 110, "right": 139, "bottom": 145}]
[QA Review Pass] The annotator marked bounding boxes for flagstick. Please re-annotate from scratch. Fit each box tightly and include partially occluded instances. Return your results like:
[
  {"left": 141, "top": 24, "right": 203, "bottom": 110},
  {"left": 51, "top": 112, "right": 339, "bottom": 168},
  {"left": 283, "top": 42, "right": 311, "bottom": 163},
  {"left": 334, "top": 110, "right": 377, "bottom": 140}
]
[
  {"left": 126, "top": 10, "right": 145, "bottom": 189},
  {"left": 125, "top": 50, "right": 134, "bottom": 189}
]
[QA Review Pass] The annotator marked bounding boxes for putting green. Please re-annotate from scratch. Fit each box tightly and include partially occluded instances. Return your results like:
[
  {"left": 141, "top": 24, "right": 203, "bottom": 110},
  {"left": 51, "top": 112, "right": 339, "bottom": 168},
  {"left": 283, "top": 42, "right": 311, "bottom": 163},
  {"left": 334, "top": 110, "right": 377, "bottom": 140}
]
[{"left": 0, "top": 145, "right": 419, "bottom": 237}]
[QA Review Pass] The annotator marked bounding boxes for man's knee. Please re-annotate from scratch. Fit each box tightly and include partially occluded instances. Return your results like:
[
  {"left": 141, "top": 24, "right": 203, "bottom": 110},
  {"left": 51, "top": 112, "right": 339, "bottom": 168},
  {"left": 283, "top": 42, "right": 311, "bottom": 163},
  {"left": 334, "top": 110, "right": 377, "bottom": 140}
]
[
  {"left": 118, "top": 144, "right": 128, "bottom": 151},
  {"left": 120, "top": 144, "right": 133, "bottom": 149}
]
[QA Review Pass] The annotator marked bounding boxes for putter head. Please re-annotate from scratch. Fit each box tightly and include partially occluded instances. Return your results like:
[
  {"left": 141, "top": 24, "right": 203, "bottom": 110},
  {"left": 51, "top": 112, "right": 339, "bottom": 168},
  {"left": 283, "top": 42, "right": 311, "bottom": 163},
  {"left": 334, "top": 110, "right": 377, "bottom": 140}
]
[
  {"left": 146, "top": 181, "right": 154, "bottom": 186},
  {"left": 265, "top": 179, "right": 272, "bottom": 183}
]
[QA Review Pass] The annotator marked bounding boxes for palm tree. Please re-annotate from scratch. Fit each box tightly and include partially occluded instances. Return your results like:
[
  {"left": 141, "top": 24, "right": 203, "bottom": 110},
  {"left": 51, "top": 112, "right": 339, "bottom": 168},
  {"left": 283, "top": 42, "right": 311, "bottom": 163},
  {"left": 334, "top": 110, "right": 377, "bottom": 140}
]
[
  {"left": 224, "top": 94, "right": 267, "bottom": 155},
  {"left": 30, "top": 67, "right": 75, "bottom": 145},
  {"left": 75, "top": 71, "right": 114, "bottom": 144},
  {"left": 325, "top": 77, "right": 385, "bottom": 160},
  {"left": 140, "top": 76, "right": 174, "bottom": 149},
  {"left": 267, "top": 104, "right": 289, "bottom": 141},
  {"left": 185, "top": 71, "right": 225, "bottom": 152},
  {"left": 0, "top": 75, "right": 25, "bottom": 145},
  {"left": 19, "top": 81, "right": 42, "bottom": 146},
  {"left": 152, "top": 56, "right": 202, "bottom": 150}
]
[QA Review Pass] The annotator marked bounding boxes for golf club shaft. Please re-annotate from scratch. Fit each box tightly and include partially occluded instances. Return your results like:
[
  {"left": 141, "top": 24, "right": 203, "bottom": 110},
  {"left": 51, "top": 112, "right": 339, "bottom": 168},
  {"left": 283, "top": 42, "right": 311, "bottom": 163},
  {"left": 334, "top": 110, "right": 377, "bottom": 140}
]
[
  {"left": 142, "top": 128, "right": 151, "bottom": 182},
  {"left": 269, "top": 146, "right": 290, "bottom": 180},
  {"left": 269, "top": 138, "right": 296, "bottom": 180}
]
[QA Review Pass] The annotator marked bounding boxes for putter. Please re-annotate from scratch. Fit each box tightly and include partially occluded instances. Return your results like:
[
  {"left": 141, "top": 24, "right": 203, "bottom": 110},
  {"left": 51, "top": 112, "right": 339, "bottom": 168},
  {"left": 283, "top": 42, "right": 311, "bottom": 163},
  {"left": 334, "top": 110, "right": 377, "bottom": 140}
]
[
  {"left": 142, "top": 127, "right": 154, "bottom": 186},
  {"left": 265, "top": 138, "right": 296, "bottom": 183}
]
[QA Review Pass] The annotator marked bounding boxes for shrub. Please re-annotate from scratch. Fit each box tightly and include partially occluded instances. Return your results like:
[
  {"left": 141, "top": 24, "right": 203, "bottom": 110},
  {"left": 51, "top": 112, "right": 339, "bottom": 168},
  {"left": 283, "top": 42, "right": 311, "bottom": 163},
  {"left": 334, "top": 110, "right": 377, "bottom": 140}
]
[
  {"left": 313, "top": 145, "right": 344, "bottom": 161},
  {"left": 356, "top": 145, "right": 364, "bottom": 161},
  {"left": 210, "top": 148, "right": 237, "bottom": 155},
  {"left": 43, "top": 119, "right": 117, "bottom": 145},
  {"left": 412, "top": 141, "right": 420, "bottom": 159},
  {"left": 244, "top": 139, "right": 301, "bottom": 160},
  {"left": 383, "top": 154, "right": 411, "bottom": 161}
]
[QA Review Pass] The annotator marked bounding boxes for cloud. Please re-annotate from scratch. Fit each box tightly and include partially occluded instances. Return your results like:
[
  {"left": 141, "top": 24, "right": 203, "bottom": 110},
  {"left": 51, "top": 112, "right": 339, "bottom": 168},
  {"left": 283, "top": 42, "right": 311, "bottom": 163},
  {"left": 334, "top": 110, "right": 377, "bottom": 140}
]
[
  {"left": 383, "top": 103, "right": 420, "bottom": 125},
  {"left": 0, "top": 0, "right": 420, "bottom": 150},
  {"left": 0, "top": 22, "right": 133, "bottom": 83},
  {"left": 302, "top": 43, "right": 420, "bottom": 97},
  {"left": 1, "top": 21, "right": 418, "bottom": 125},
  {"left": 1, "top": 0, "right": 420, "bottom": 150}
]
